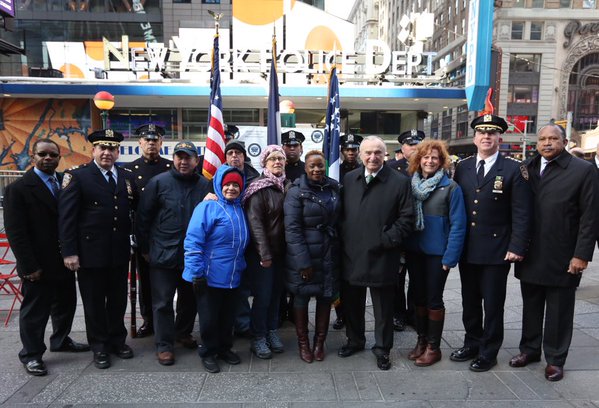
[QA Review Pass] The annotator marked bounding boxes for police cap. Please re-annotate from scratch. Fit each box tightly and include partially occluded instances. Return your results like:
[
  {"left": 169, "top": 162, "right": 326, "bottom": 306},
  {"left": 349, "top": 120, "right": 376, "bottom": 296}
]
[
  {"left": 224, "top": 124, "right": 239, "bottom": 141},
  {"left": 135, "top": 123, "right": 165, "bottom": 140},
  {"left": 398, "top": 129, "right": 425, "bottom": 145},
  {"left": 281, "top": 130, "right": 305, "bottom": 146},
  {"left": 88, "top": 129, "right": 124, "bottom": 147},
  {"left": 470, "top": 114, "right": 509, "bottom": 134},
  {"left": 340, "top": 133, "right": 363, "bottom": 149}
]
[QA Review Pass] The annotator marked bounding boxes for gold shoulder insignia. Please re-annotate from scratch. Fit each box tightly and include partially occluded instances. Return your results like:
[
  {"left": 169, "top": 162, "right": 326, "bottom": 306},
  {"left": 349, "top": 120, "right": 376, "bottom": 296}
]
[
  {"left": 68, "top": 165, "right": 80, "bottom": 171},
  {"left": 520, "top": 164, "right": 529, "bottom": 181},
  {"left": 458, "top": 155, "right": 473, "bottom": 164},
  {"left": 62, "top": 173, "right": 73, "bottom": 189},
  {"left": 507, "top": 156, "right": 522, "bottom": 163},
  {"left": 122, "top": 167, "right": 132, "bottom": 173}
]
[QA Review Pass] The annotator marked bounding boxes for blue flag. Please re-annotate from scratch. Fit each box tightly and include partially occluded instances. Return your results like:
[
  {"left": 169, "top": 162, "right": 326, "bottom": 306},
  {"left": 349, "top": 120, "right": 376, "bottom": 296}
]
[
  {"left": 324, "top": 67, "right": 341, "bottom": 181},
  {"left": 267, "top": 36, "right": 281, "bottom": 145}
]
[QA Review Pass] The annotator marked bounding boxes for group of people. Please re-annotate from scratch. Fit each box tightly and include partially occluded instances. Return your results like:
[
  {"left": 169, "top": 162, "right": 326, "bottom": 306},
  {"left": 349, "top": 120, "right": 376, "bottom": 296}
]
[{"left": 4, "top": 113, "right": 598, "bottom": 381}]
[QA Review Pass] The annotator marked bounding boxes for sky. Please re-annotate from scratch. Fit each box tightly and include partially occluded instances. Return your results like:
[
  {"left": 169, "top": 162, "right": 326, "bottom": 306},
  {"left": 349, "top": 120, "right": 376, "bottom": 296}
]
[{"left": 325, "top": 0, "right": 356, "bottom": 20}]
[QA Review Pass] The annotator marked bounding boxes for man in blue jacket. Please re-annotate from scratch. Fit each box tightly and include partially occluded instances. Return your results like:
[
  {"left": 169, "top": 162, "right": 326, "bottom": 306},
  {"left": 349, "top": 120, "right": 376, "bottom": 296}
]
[{"left": 136, "top": 141, "right": 212, "bottom": 366}]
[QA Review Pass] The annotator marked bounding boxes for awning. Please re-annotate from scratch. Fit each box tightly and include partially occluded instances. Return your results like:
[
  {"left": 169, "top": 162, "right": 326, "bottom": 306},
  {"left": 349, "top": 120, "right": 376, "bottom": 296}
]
[{"left": 0, "top": 38, "right": 25, "bottom": 56}]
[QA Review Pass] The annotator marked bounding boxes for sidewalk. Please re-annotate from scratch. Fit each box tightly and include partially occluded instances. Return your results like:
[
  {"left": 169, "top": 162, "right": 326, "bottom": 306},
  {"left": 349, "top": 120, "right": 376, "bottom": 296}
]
[{"left": 1, "top": 245, "right": 599, "bottom": 407}]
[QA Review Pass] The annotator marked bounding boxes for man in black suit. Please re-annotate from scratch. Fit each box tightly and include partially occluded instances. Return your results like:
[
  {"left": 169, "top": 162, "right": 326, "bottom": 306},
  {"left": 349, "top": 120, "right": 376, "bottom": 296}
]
[
  {"left": 510, "top": 124, "right": 599, "bottom": 381},
  {"left": 123, "top": 124, "right": 172, "bottom": 338},
  {"left": 59, "top": 129, "right": 137, "bottom": 370},
  {"left": 451, "top": 114, "right": 533, "bottom": 372},
  {"left": 4, "top": 139, "right": 89, "bottom": 376}
]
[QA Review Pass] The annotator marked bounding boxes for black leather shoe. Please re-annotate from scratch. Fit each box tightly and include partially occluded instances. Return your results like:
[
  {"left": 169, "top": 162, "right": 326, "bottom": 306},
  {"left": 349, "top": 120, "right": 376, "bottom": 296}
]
[
  {"left": 450, "top": 346, "right": 479, "bottom": 362},
  {"left": 176, "top": 335, "right": 198, "bottom": 350},
  {"left": 393, "top": 317, "right": 406, "bottom": 332},
  {"left": 509, "top": 353, "right": 541, "bottom": 368},
  {"left": 217, "top": 350, "right": 241, "bottom": 365},
  {"left": 337, "top": 344, "right": 364, "bottom": 358},
  {"left": 93, "top": 352, "right": 111, "bottom": 369},
  {"left": 113, "top": 344, "right": 134, "bottom": 359},
  {"left": 332, "top": 318, "right": 345, "bottom": 330},
  {"left": 24, "top": 360, "right": 47, "bottom": 376},
  {"left": 136, "top": 322, "right": 154, "bottom": 338},
  {"left": 52, "top": 339, "right": 90, "bottom": 353},
  {"left": 376, "top": 354, "right": 391, "bottom": 370},
  {"left": 469, "top": 356, "right": 497, "bottom": 372},
  {"left": 234, "top": 329, "right": 252, "bottom": 339},
  {"left": 201, "top": 356, "right": 221, "bottom": 373},
  {"left": 545, "top": 364, "right": 564, "bottom": 382}
]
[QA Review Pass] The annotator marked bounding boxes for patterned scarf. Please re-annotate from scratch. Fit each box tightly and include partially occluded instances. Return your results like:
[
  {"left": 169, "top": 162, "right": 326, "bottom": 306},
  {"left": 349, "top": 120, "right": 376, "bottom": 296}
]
[
  {"left": 411, "top": 169, "right": 444, "bottom": 231},
  {"left": 241, "top": 145, "right": 286, "bottom": 204}
]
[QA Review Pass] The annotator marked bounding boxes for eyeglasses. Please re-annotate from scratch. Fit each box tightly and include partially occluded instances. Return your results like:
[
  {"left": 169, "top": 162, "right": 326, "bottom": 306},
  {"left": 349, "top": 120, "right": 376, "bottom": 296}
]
[
  {"left": 35, "top": 152, "right": 60, "bottom": 158},
  {"left": 266, "top": 156, "right": 286, "bottom": 162}
]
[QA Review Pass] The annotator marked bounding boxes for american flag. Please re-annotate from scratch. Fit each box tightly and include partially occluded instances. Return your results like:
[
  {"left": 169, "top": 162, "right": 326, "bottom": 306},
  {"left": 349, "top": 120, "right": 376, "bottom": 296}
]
[
  {"left": 324, "top": 67, "right": 341, "bottom": 181},
  {"left": 267, "top": 34, "right": 281, "bottom": 145},
  {"left": 202, "top": 34, "right": 225, "bottom": 180}
]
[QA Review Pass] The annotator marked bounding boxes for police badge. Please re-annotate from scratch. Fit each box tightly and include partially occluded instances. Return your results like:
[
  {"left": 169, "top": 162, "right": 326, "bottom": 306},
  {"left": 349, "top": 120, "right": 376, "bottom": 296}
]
[{"left": 492, "top": 176, "right": 504, "bottom": 194}]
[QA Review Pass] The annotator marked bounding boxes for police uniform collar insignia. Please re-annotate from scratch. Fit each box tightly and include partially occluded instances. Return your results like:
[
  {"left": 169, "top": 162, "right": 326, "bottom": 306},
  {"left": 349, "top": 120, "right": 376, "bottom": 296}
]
[
  {"left": 62, "top": 173, "right": 72, "bottom": 189},
  {"left": 493, "top": 175, "right": 504, "bottom": 194}
]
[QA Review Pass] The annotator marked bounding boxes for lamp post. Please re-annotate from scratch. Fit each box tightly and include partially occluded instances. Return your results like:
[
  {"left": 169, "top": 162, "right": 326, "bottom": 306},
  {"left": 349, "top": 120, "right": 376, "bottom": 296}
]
[{"left": 93, "top": 91, "right": 115, "bottom": 128}]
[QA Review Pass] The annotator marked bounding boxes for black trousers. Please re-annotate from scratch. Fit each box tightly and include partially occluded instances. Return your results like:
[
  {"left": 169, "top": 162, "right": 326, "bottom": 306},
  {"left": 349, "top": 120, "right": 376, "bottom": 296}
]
[
  {"left": 149, "top": 267, "right": 197, "bottom": 352},
  {"left": 342, "top": 281, "right": 394, "bottom": 355},
  {"left": 196, "top": 286, "right": 238, "bottom": 357},
  {"left": 77, "top": 265, "right": 128, "bottom": 353},
  {"left": 136, "top": 253, "right": 153, "bottom": 324},
  {"left": 458, "top": 262, "right": 510, "bottom": 360},
  {"left": 410, "top": 253, "right": 449, "bottom": 310},
  {"left": 519, "top": 281, "right": 576, "bottom": 367},
  {"left": 18, "top": 275, "right": 77, "bottom": 363}
]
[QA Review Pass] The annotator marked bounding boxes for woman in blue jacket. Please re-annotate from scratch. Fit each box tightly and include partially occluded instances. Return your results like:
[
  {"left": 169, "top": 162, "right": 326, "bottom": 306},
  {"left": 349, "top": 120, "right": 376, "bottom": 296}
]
[
  {"left": 183, "top": 165, "right": 249, "bottom": 374},
  {"left": 406, "top": 140, "right": 466, "bottom": 367}
]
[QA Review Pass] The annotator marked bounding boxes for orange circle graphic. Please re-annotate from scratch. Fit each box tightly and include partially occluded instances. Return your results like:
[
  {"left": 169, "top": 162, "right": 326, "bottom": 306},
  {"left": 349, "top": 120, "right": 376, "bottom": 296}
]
[{"left": 233, "top": 0, "right": 296, "bottom": 26}]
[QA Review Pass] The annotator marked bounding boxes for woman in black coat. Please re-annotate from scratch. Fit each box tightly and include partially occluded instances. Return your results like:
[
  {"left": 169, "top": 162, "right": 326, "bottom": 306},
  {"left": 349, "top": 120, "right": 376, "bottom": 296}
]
[{"left": 284, "top": 150, "right": 341, "bottom": 363}]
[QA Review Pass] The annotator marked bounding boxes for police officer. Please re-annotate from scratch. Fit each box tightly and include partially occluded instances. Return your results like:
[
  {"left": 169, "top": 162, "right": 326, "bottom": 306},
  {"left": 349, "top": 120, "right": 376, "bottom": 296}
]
[
  {"left": 451, "top": 114, "right": 532, "bottom": 372},
  {"left": 387, "top": 129, "right": 425, "bottom": 175},
  {"left": 59, "top": 129, "right": 137, "bottom": 370},
  {"left": 123, "top": 124, "right": 172, "bottom": 338},
  {"left": 282, "top": 130, "right": 306, "bottom": 182},
  {"left": 339, "top": 133, "right": 363, "bottom": 180}
]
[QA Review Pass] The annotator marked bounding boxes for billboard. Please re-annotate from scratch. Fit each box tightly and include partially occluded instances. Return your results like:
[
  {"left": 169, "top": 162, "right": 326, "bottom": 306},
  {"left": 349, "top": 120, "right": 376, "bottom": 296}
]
[{"left": 0, "top": 0, "right": 14, "bottom": 17}]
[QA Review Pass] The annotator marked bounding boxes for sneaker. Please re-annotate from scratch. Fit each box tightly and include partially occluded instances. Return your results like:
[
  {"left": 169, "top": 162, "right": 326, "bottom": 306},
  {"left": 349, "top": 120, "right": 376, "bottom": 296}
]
[
  {"left": 250, "top": 337, "right": 272, "bottom": 359},
  {"left": 266, "top": 330, "right": 284, "bottom": 353},
  {"left": 217, "top": 350, "right": 241, "bottom": 365}
]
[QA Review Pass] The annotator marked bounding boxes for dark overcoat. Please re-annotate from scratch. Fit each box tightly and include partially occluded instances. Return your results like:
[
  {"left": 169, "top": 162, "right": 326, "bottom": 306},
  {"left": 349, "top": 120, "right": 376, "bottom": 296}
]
[
  {"left": 341, "top": 164, "right": 413, "bottom": 287},
  {"left": 515, "top": 151, "right": 599, "bottom": 287},
  {"left": 284, "top": 175, "right": 341, "bottom": 297},
  {"left": 454, "top": 154, "right": 532, "bottom": 265}
]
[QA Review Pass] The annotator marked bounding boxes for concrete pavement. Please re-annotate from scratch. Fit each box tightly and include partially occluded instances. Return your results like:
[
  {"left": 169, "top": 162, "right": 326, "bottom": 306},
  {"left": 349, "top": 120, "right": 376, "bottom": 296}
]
[{"left": 1, "top": 246, "right": 599, "bottom": 407}]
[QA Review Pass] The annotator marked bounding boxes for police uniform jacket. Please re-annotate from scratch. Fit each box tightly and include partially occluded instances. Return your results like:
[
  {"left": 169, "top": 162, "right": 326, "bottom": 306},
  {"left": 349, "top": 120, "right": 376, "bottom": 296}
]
[
  {"left": 123, "top": 156, "right": 172, "bottom": 193},
  {"left": 285, "top": 159, "right": 305, "bottom": 182},
  {"left": 454, "top": 154, "right": 532, "bottom": 265},
  {"left": 58, "top": 162, "right": 136, "bottom": 268},
  {"left": 386, "top": 158, "right": 409, "bottom": 176},
  {"left": 341, "top": 164, "right": 413, "bottom": 287},
  {"left": 340, "top": 160, "right": 359, "bottom": 180},
  {"left": 3, "top": 169, "right": 70, "bottom": 279},
  {"left": 515, "top": 151, "right": 599, "bottom": 287}
]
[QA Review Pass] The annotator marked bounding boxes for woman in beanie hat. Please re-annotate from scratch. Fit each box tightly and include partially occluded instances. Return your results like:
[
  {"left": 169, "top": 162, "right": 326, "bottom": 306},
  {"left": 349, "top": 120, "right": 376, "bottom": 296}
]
[
  {"left": 183, "top": 165, "right": 249, "bottom": 373},
  {"left": 242, "top": 145, "right": 290, "bottom": 359}
]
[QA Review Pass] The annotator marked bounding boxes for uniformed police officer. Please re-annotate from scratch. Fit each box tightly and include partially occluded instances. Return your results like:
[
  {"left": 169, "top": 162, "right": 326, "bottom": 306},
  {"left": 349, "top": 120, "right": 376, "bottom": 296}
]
[
  {"left": 59, "top": 129, "right": 137, "bottom": 370},
  {"left": 387, "top": 129, "right": 425, "bottom": 175},
  {"left": 123, "top": 124, "right": 172, "bottom": 338},
  {"left": 282, "top": 130, "right": 306, "bottom": 182},
  {"left": 339, "top": 133, "right": 363, "bottom": 180},
  {"left": 451, "top": 114, "right": 532, "bottom": 372}
]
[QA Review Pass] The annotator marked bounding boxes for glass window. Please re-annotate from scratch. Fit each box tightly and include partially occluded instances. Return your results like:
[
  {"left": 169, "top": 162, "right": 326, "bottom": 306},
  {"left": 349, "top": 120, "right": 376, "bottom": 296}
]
[
  {"left": 560, "top": 0, "right": 571, "bottom": 6},
  {"left": 173, "top": 0, "right": 192, "bottom": 3},
  {"left": 508, "top": 85, "right": 539, "bottom": 103},
  {"left": 511, "top": 22, "right": 524, "bottom": 40},
  {"left": 531, "top": 0, "right": 544, "bottom": 7},
  {"left": 201, "top": 0, "right": 220, "bottom": 3},
  {"left": 583, "top": 0, "right": 595, "bottom": 7},
  {"left": 513, "top": 0, "right": 525, "bottom": 7},
  {"left": 530, "top": 22, "right": 543, "bottom": 40},
  {"left": 510, "top": 53, "right": 541, "bottom": 72}
]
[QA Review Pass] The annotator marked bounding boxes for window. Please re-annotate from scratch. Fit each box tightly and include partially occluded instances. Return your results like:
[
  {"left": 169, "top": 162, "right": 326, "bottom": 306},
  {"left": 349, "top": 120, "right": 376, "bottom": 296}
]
[
  {"left": 530, "top": 22, "right": 543, "bottom": 40},
  {"left": 510, "top": 53, "right": 541, "bottom": 72},
  {"left": 559, "top": 0, "right": 571, "bottom": 6},
  {"left": 513, "top": 0, "right": 525, "bottom": 7},
  {"left": 173, "top": 0, "right": 191, "bottom": 3},
  {"left": 201, "top": 0, "right": 221, "bottom": 3},
  {"left": 508, "top": 85, "right": 539, "bottom": 103},
  {"left": 511, "top": 22, "right": 524, "bottom": 40},
  {"left": 583, "top": 0, "right": 595, "bottom": 7},
  {"left": 531, "top": 0, "right": 544, "bottom": 6}
]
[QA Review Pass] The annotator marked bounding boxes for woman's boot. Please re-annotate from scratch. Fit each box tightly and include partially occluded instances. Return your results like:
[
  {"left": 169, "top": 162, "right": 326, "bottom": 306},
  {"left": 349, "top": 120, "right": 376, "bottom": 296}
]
[
  {"left": 293, "top": 307, "right": 313, "bottom": 363},
  {"left": 415, "top": 308, "right": 445, "bottom": 367},
  {"left": 408, "top": 306, "right": 428, "bottom": 361},
  {"left": 313, "top": 301, "right": 331, "bottom": 361}
]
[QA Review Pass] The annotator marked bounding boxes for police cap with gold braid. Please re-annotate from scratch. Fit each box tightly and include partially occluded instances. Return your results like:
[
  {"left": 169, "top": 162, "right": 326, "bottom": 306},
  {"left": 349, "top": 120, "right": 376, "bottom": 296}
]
[
  {"left": 88, "top": 129, "right": 124, "bottom": 147},
  {"left": 470, "top": 114, "right": 509, "bottom": 134}
]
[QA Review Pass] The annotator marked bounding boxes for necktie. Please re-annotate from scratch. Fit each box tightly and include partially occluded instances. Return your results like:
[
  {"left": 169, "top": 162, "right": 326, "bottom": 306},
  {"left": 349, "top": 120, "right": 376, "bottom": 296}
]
[
  {"left": 477, "top": 160, "right": 485, "bottom": 185},
  {"left": 541, "top": 161, "right": 552, "bottom": 177},
  {"left": 366, "top": 174, "right": 374, "bottom": 184},
  {"left": 48, "top": 176, "right": 59, "bottom": 198},
  {"left": 106, "top": 170, "right": 117, "bottom": 191}
]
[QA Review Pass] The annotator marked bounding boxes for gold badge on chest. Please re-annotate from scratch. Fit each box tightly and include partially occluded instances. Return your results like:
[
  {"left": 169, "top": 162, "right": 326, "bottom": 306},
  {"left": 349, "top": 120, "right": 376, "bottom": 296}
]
[{"left": 492, "top": 176, "right": 504, "bottom": 194}]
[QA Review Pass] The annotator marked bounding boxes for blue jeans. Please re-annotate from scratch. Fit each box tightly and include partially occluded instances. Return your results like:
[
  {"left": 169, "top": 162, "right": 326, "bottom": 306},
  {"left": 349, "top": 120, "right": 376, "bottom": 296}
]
[{"left": 246, "top": 248, "right": 284, "bottom": 339}]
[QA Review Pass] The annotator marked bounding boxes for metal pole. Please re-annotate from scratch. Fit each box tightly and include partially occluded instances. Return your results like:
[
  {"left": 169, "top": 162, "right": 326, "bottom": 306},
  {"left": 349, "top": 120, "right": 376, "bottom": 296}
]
[
  {"left": 101, "top": 110, "right": 108, "bottom": 129},
  {"left": 522, "top": 120, "right": 527, "bottom": 158}
]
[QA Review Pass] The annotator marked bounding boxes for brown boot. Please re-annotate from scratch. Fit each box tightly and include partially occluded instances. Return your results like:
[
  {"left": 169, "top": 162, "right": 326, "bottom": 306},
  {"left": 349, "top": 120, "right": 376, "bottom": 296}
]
[
  {"left": 408, "top": 306, "right": 428, "bottom": 361},
  {"left": 414, "top": 308, "right": 445, "bottom": 367},
  {"left": 293, "top": 307, "right": 313, "bottom": 363},
  {"left": 313, "top": 301, "right": 331, "bottom": 361}
]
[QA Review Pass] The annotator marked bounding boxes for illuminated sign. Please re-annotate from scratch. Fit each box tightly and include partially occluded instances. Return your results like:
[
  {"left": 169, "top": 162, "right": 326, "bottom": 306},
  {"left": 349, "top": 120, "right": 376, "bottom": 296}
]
[
  {"left": 0, "top": 0, "right": 15, "bottom": 17},
  {"left": 465, "top": 0, "right": 493, "bottom": 111}
]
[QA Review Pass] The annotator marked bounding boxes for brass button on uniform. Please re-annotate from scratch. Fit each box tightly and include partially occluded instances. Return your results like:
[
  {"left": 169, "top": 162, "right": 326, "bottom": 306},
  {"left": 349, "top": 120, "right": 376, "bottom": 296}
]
[
  {"left": 474, "top": 199, "right": 478, "bottom": 204},
  {"left": 114, "top": 206, "right": 118, "bottom": 210},
  {"left": 493, "top": 233, "right": 497, "bottom": 237},
  {"left": 472, "top": 211, "right": 477, "bottom": 215},
  {"left": 471, "top": 222, "right": 476, "bottom": 227}
]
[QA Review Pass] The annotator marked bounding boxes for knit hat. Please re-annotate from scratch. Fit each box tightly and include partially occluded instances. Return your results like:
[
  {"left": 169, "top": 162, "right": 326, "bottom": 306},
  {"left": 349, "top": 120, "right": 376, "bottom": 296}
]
[
  {"left": 260, "top": 145, "right": 286, "bottom": 168},
  {"left": 224, "top": 140, "right": 246, "bottom": 157},
  {"left": 222, "top": 170, "right": 244, "bottom": 191}
]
